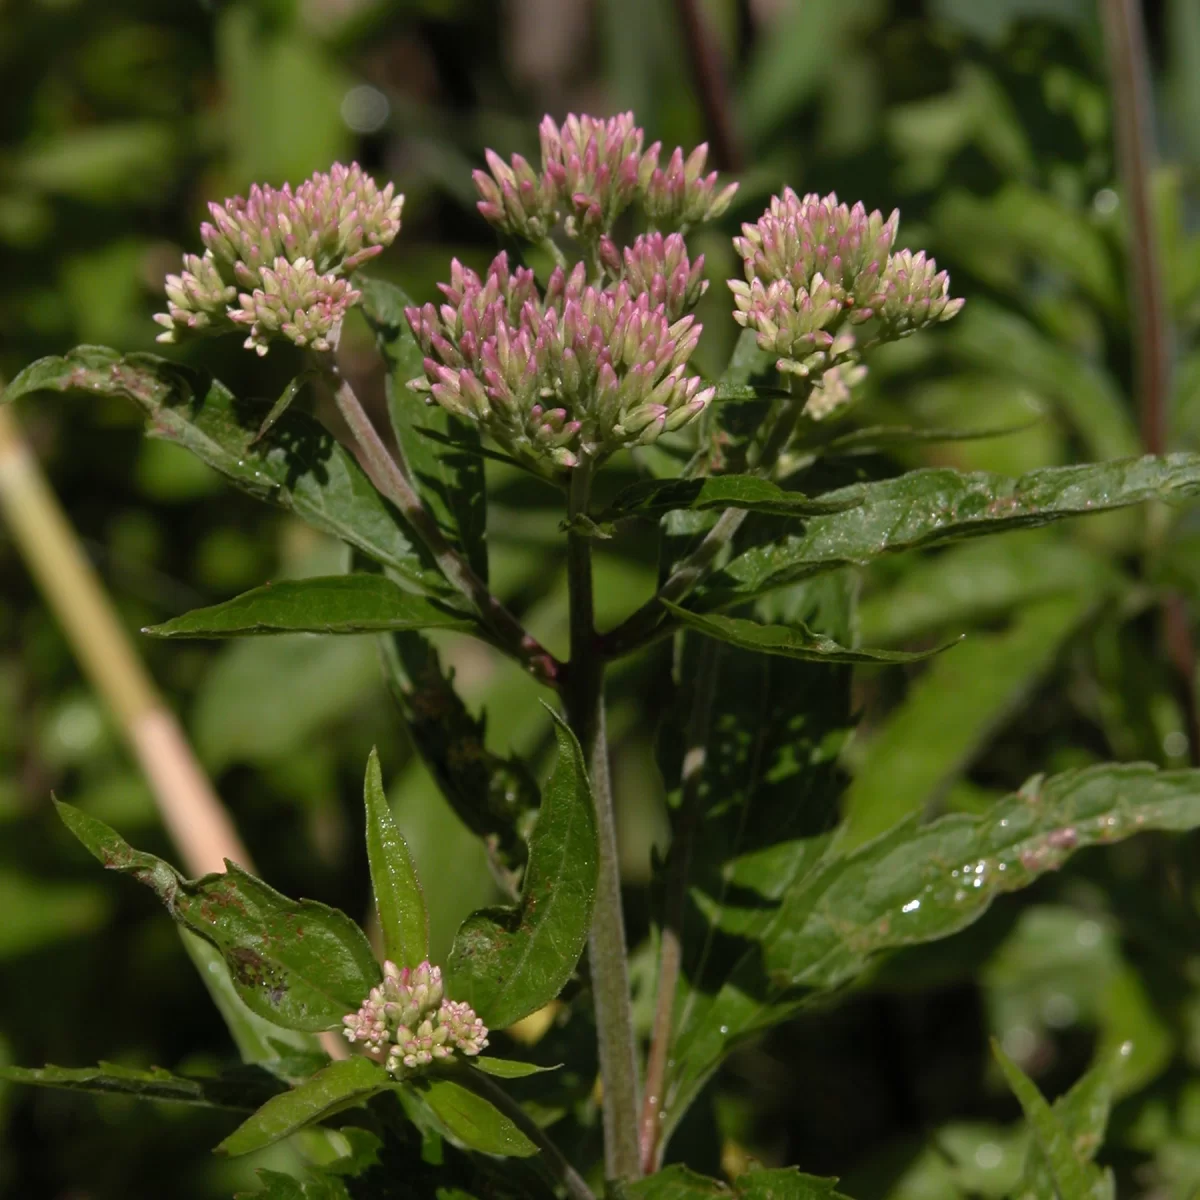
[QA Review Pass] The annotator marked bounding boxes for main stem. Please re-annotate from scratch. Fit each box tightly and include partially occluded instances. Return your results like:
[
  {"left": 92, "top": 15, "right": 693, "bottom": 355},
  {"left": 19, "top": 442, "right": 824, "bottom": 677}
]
[{"left": 564, "top": 462, "right": 642, "bottom": 1181}]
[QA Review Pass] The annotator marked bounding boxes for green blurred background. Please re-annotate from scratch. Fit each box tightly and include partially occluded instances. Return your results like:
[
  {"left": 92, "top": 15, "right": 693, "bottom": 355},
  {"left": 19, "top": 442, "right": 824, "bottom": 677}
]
[{"left": 4, "top": 0, "right": 1200, "bottom": 1195}]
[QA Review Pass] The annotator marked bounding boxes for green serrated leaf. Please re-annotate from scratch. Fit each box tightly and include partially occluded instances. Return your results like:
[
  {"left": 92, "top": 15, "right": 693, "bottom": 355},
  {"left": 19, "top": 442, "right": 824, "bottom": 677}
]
[
  {"left": 446, "top": 712, "right": 597, "bottom": 1029},
  {"left": 358, "top": 276, "right": 489, "bottom": 583},
  {"left": 218, "top": 1057, "right": 389, "bottom": 1156},
  {"left": 0, "top": 1061, "right": 285, "bottom": 1111},
  {"left": 180, "top": 931, "right": 324, "bottom": 1065},
  {"left": 606, "top": 475, "right": 858, "bottom": 521},
  {"left": 145, "top": 575, "right": 477, "bottom": 639},
  {"left": 4, "top": 346, "right": 448, "bottom": 595},
  {"left": 993, "top": 1041, "right": 1108, "bottom": 1199},
  {"left": 412, "top": 1077, "right": 538, "bottom": 1157},
  {"left": 239, "top": 1168, "right": 351, "bottom": 1200},
  {"left": 667, "top": 763, "right": 1200, "bottom": 1141},
  {"left": 701, "top": 454, "right": 1200, "bottom": 606},
  {"left": 662, "top": 601, "right": 951, "bottom": 664},
  {"left": 614, "top": 1164, "right": 851, "bottom": 1198},
  {"left": 1015, "top": 1045, "right": 1126, "bottom": 1199},
  {"left": 363, "top": 748, "right": 428, "bottom": 969},
  {"left": 56, "top": 801, "right": 380, "bottom": 1031},
  {"left": 468, "top": 1057, "right": 560, "bottom": 1079}
]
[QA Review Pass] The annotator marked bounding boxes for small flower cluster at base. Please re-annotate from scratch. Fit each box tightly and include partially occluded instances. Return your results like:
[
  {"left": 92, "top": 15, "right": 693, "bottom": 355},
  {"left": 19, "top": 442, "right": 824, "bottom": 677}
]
[
  {"left": 406, "top": 252, "right": 714, "bottom": 474},
  {"left": 154, "top": 163, "right": 403, "bottom": 355},
  {"left": 342, "top": 959, "right": 488, "bottom": 1078},
  {"left": 730, "top": 189, "right": 963, "bottom": 418},
  {"left": 473, "top": 112, "right": 737, "bottom": 242}
]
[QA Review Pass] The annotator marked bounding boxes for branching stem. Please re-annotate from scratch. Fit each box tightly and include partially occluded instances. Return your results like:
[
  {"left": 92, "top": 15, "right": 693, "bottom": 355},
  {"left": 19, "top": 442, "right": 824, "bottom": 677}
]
[{"left": 318, "top": 357, "right": 561, "bottom": 687}]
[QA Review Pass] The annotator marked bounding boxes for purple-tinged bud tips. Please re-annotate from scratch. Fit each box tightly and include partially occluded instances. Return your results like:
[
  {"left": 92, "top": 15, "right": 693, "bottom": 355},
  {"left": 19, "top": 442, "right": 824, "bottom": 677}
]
[
  {"left": 730, "top": 188, "right": 962, "bottom": 409},
  {"left": 343, "top": 961, "right": 488, "bottom": 1078},
  {"left": 153, "top": 162, "right": 402, "bottom": 354}
]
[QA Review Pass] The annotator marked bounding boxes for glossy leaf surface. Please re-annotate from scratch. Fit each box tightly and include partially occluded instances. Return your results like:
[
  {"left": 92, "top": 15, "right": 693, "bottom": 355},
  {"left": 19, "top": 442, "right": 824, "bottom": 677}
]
[
  {"left": 4, "top": 346, "right": 447, "bottom": 594},
  {"left": 701, "top": 454, "right": 1200, "bottom": 606},
  {"left": 663, "top": 600, "right": 949, "bottom": 664},
  {"left": 56, "top": 801, "right": 380, "bottom": 1031},
  {"left": 446, "top": 714, "right": 597, "bottom": 1029},
  {"left": 146, "top": 575, "right": 476, "bottom": 638},
  {"left": 413, "top": 1077, "right": 538, "bottom": 1157},
  {"left": 363, "top": 748, "right": 428, "bottom": 969},
  {"left": 218, "top": 1057, "right": 389, "bottom": 1156}
]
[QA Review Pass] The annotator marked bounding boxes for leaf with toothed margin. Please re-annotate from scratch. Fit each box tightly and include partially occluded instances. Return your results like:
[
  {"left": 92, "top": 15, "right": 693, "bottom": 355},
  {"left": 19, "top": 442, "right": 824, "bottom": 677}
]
[
  {"left": 0, "top": 1061, "right": 286, "bottom": 1111},
  {"left": 663, "top": 762, "right": 1200, "bottom": 1145},
  {"left": 993, "top": 1042, "right": 1112, "bottom": 1199},
  {"left": 661, "top": 601, "right": 955, "bottom": 664},
  {"left": 613, "top": 1164, "right": 852, "bottom": 1198},
  {"left": 358, "top": 276, "right": 489, "bottom": 583},
  {"left": 218, "top": 1058, "right": 390, "bottom": 1156},
  {"left": 604, "top": 475, "right": 860, "bottom": 521},
  {"left": 145, "top": 576, "right": 478, "bottom": 639},
  {"left": 697, "top": 454, "right": 1200, "bottom": 607},
  {"left": 445, "top": 711, "right": 597, "bottom": 1029},
  {"left": 54, "top": 800, "right": 380, "bottom": 1031},
  {"left": 1015, "top": 1044, "right": 1125, "bottom": 1198},
  {"left": 3, "top": 346, "right": 449, "bottom": 596}
]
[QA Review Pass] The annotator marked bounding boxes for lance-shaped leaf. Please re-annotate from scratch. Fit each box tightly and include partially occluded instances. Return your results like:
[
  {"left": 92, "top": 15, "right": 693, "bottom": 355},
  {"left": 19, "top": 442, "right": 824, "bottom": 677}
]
[
  {"left": 446, "top": 713, "right": 597, "bottom": 1029},
  {"left": 380, "top": 631, "right": 538, "bottom": 881},
  {"left": 363, "top": 748, "right": 428, "bottom": 969},
  {"left": 359, "top": 276, "right": 489, "bottom": 582},
  {"left": 993, "top": 1043, "right": 1112, "bottom": 1200},
  {"left": 665, "top": 763, "right": 1200, "bottom": 1142},
  {"left": 1016, "top": 1045, "right": 1125, "bottom": 1199},
  {"left": 4, "top": 346, "right": 448, "bottom": 595},
  {"left": 605, "top": 475, "right": 858, "bottom": 520},
  {"left": 662, "top": 601, "right": 950, "bottom": 665},
  {"left": 614, "top": 1165, "right": 851, "bottom": 1198},
  {"left": 412, "top": 1077, "right": 538, "bottom": 1157},
  {"left": 218, "top": 1057, "right": 390, "bottom": 1156},
  {"left": 0, "top": 1062, "right": 285, "bottom": 1111},
  {"left": 808, "top": 417, "right": 1042, "bottom": 459},
  {"left": 146, "top": 576, "right": 477, "bottom": 639},
  {"left": 55, "top": 801, "right": 380, "bottom": 1031},
  {"left": 468, "top": 1057, "right": 560, "bottom": 1079},
  {"left": 700, "top": 454, "right": 1200, "bottom": 606}
]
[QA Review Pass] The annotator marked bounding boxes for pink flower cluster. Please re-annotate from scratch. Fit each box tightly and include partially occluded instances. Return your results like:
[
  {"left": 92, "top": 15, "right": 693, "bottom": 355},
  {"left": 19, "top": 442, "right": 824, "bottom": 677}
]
[
  {"left": 406, "top": 247, "right": 714, "bottom": 472},
  {"left": 154, "top": 163, "right": 403, "bottom": 355},
  {"left": 473, "top": 112, "right": 738, "bottom": 242},
  {"left": 730, "top": 190, "right": 963, "bottom": 414},
  {"left": 342, "top": 959, "right": 488, "bottom": 1077}
]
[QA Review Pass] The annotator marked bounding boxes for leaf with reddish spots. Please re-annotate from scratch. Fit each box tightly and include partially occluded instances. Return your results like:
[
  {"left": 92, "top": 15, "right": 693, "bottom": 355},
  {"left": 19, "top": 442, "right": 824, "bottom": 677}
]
[{"left": 54, "top": 800, "right": 379, "bottom": 1032}]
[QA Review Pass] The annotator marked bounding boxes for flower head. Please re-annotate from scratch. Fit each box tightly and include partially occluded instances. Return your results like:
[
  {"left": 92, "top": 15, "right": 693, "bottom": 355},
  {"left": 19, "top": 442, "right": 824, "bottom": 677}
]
[
  {"left": 472, "top": 112, "right": 737, "bottom": 242},
  {"left": 730, "top": 189, "right": 963, "bottom": 415},
  {"left": 343, "top": 959, "right": 487, "bottom": 1078},
  {"left": 406, "top": 253, "right": 713, "bottom": 474},
  {"left": 154, "top": 163, "right": 403, "bottom": 354}
]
